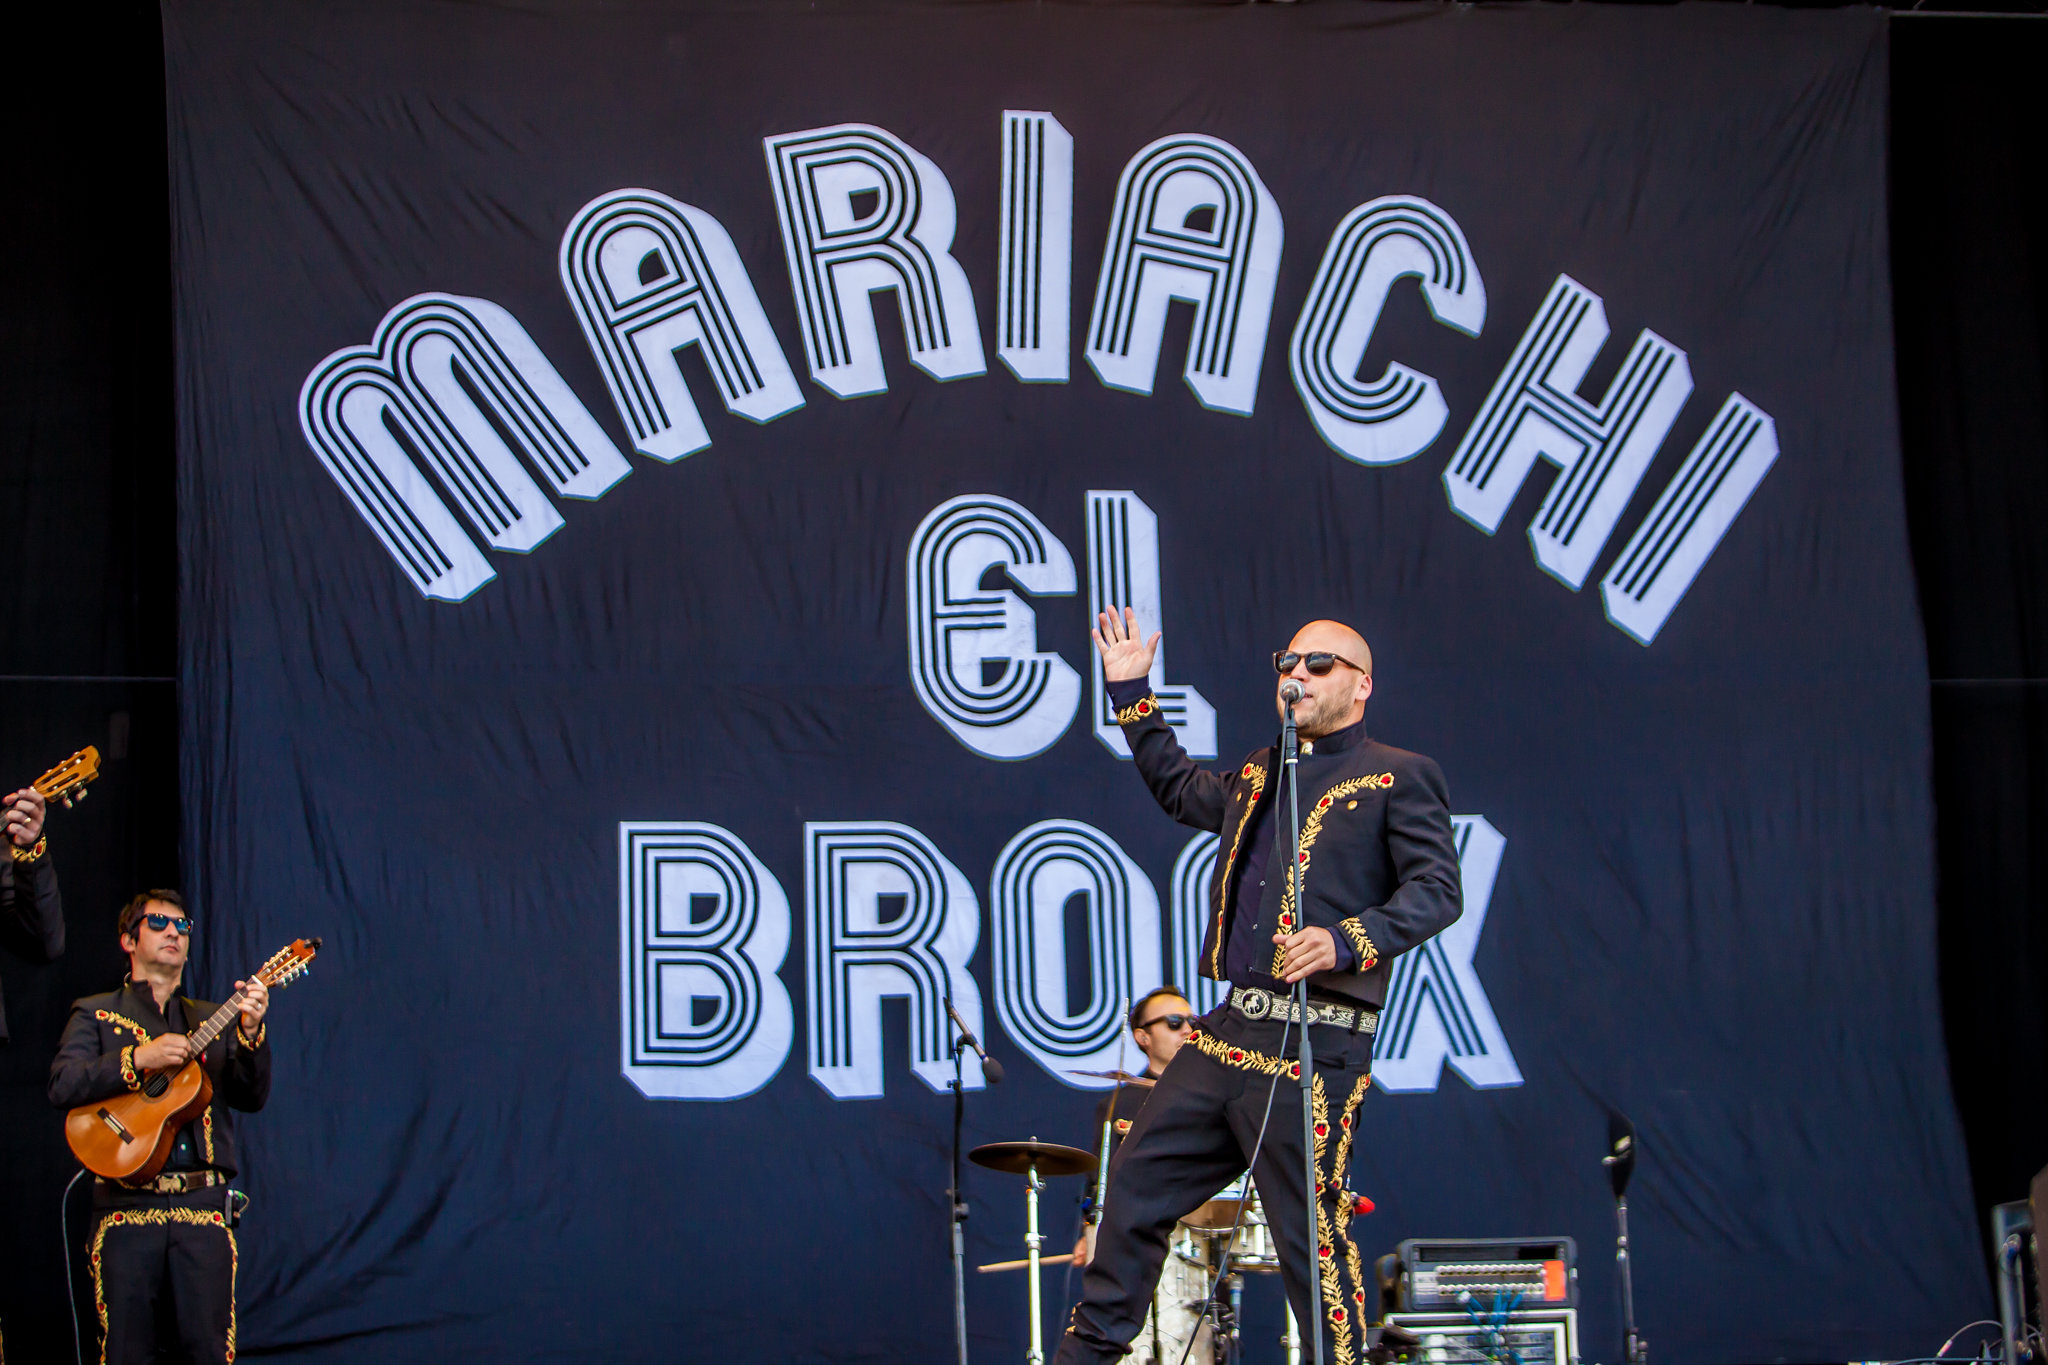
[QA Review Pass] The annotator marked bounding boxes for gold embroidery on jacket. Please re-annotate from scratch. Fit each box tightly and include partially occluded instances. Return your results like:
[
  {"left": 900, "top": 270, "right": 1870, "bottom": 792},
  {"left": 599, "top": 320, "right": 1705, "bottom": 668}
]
[
  {"left": 1115, "top": 695, "right": 1159, "bottom": 725},
  {"left": 1210, "top": 764, "right": 1267, "bottom": 978},
  {"left": 1271, "top": 774, "right": 1384, "bottom": 975},
  {"left": 95, "top": 1009, "right": 151, "bottom": 1044},
  {"left": 1335, "top": 920, "right": 1379, "bottom": 971}
]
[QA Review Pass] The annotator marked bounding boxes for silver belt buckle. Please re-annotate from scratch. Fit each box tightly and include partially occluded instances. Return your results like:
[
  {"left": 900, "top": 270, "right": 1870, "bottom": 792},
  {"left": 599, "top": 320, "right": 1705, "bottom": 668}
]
[{"left": 1235, "top": 986, "right": 1272, "bottom": 1020}]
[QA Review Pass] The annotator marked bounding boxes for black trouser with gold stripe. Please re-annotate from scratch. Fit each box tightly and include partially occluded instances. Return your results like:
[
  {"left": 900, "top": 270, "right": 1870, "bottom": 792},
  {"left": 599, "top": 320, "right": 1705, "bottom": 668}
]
[
  {"left": 88, "top": 1185, "right": 238, "bottom": 1365},
  {"left": 1056, "top": 1009, "right": 1377, "bottom": 1365}
]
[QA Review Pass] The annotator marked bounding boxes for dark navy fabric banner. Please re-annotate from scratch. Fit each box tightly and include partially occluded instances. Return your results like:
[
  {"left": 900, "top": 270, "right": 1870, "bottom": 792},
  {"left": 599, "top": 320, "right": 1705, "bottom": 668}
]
[{"left": 165, "top": 2, "right": 1977, "bottom": 1360}]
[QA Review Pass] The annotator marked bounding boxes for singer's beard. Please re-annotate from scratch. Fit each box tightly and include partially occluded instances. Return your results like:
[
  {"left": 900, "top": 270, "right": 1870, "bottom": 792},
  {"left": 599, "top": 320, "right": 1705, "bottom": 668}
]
[{"left": 1283, "top": 686, "right": 1354, "bottom": 740}]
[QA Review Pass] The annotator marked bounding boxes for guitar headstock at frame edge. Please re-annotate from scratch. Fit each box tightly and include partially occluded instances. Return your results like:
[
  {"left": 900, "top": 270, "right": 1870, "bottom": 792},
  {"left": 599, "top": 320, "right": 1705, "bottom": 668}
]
[{"left": 31, "top": 745, "right": 101, "bottom": 808}]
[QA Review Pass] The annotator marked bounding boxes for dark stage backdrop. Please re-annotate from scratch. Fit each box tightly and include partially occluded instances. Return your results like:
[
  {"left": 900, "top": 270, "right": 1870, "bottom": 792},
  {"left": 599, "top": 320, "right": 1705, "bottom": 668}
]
[{"left": 164, "top": 2, "right": 1978, "bottom": 1361}]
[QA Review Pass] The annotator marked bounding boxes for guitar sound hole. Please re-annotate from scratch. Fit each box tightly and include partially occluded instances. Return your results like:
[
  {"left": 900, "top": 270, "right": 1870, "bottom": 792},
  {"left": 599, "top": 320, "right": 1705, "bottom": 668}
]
[{"left": 142, "top": 1073, "right": 170, "bottom": 1099}]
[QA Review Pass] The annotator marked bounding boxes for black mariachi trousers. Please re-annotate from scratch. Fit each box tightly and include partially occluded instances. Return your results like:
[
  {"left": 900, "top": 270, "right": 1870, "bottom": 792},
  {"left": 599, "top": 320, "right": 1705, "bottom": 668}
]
[
  {"left": 1055, "top": 1010, "right": 1378, "bottom": 1365},
  {"left": 88, "top": 1185, "right": 239, "bottom": 1365}
]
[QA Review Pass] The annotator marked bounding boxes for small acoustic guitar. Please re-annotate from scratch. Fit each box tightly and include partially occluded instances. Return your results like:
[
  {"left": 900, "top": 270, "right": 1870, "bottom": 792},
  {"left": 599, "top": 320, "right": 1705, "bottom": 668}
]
[
  {"left": 28, "top": 744, "right": 101, "bottom": 809},
  {"left": 65, "top": 938, "right": 320, "bottom": 1182}
]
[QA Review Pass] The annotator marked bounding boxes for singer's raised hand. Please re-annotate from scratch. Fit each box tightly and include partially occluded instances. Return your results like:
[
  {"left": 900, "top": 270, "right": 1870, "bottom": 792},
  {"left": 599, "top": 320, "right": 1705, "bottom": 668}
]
[{"left": 1091, "top": 606, "right": 1161, "bottom": 683}]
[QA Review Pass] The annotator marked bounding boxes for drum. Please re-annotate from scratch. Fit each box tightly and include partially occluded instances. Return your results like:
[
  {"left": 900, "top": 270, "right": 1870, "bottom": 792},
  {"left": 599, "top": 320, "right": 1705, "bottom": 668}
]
[
  {"left": 1180, "top": 1177, "right": 1282, "bottom": 1274},
  {"left": 1126, "top": 1233, "right": 1218, "bottom": 1365}
]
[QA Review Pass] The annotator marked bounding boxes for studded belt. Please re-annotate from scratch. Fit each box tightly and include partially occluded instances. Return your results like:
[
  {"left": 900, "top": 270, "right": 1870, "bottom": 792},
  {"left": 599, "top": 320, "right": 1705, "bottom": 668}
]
[{"left": 1229, "top": 985, "right": 1378, "bottom": 1034}]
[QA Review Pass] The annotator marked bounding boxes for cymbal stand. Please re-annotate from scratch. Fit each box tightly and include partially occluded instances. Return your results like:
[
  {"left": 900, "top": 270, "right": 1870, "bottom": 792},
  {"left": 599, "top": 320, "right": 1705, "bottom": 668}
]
[
  {"left": 948, "top": 1022, "right": 971, "bottom": 1365},
  {"left": 1025, "top": 1149, "right": 1048, "bottom": 1365}
]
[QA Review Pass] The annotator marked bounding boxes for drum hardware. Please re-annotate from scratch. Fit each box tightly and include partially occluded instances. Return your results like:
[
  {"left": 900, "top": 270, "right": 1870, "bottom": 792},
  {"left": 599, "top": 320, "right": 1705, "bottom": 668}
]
[
  {"left": 970, "top": 1139, "right": 1095, "bottom": 1365},
  {"left": 1067, "top": 1068, "right": 1158, "bottom": 1088}
]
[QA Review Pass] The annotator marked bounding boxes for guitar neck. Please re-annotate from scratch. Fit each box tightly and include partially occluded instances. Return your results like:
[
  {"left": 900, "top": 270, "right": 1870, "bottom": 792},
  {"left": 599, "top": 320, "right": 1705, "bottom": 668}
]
[{"left": 187, "top": 990, "right": 249, "bottom": 1052}]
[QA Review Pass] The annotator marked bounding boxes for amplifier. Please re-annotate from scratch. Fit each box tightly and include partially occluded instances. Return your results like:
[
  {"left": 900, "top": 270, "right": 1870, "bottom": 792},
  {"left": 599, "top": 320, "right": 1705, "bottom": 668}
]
[
  {"left": 1385, "top": 1309, "right": 1580, "bottom": 1365},
  {"left": 1393, "top": 1237, "right": 1578, "bottom": 1311}
]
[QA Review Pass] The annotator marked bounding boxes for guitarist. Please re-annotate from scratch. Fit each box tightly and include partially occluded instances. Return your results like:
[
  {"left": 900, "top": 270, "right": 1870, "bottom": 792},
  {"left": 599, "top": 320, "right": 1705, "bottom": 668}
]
[{"left": 47, "top": 891, "right": 271, "bottom": 1365}]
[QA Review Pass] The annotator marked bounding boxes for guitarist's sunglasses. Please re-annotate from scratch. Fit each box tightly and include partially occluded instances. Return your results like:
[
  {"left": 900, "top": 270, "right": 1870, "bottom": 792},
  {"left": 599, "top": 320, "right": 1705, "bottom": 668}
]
[
  {"left": 143, "top": 912, "right": 193, "bottom": 936},
  {"left": 1273, "top": 650, "right": 1365, "bottom": 677}
]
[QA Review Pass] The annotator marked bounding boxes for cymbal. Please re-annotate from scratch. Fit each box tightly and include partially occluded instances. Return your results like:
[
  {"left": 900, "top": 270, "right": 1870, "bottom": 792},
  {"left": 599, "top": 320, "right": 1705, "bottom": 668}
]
[
  {"left": 1067, "top": 1068, "right": 1157, "bottom": 1088},
  {"left": 969, "top": 1140, "right": 1096, "bottom": 1177}
]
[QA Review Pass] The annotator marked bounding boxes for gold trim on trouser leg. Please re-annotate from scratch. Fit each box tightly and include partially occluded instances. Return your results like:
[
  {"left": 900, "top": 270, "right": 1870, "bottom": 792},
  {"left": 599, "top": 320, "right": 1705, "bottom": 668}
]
[
  {"left": 1332, "top": 1074, "right": 1373, "bottom": 1343},
  {"left": 1308, "top": 1073, "right": 1355, "bottom": 1365},
  {"left": 88, "top": 1207, "right": 239, "bottom": 1364},
  {"left": 90, "top": 1212, "right": 114, "bottom": 1365},
  {"left": 1310, "top": 1070, "right": 1376, "bottom": 1365},
  {"left": 225, "top": 1221, "right": 239, "bottom": 1363}
]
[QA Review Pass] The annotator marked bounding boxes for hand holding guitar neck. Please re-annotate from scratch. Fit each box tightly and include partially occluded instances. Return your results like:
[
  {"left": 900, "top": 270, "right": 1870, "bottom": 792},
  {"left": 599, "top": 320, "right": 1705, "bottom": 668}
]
[{"left": 66, "top": 937, "right": 321, "bottom": 1182}]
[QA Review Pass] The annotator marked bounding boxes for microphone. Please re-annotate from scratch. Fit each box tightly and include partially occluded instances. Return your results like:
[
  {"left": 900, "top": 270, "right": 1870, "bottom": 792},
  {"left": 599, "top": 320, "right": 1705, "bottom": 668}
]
[
  {"left": 1280, "top": 680, "right": 1305, "bottom": 705},
  {"left": 945, "top": 1000, "right": 1004, "bottom": 1084}
]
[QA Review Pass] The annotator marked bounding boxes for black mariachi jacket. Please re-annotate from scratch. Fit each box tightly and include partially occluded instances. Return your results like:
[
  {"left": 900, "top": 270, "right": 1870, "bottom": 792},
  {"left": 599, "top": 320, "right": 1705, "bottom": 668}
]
[
  {"left": 48, "top": 978, "right": 271, "bottom": 1178},
  {"left": 0, "top": 852, "right": 63, "bottom": 1042},
  {"left": 1115, "top": 691, "right": 1463, "bottom": 1009}
]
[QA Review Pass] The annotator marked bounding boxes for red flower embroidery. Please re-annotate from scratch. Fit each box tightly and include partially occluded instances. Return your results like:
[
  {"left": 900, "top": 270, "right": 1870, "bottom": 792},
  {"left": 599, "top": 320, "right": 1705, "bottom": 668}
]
[
  {"left": 1314, "top": 1122, "right": 1328, "bottom": 1137},
  {"left": 1319, "top": 1245, "right": 1334, "bottom": 1260},
  {"left": 1229, "top": 1049, "right": 1246, "bottom": 1063},
  {"left": 1135, "top": 699, "right": 1154, "bottom": 716},
  {"left": 1331, "top": 1308, "right": 1348, "bottom": 1324},
  {"left": 1288, "top": 1063, "right": 1302, "bottom": 1079}
]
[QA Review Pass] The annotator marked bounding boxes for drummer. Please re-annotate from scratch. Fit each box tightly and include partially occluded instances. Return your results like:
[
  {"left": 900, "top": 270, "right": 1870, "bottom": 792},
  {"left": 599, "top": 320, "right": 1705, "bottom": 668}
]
[{"left": 1073, "top": 986, "right": 1198, "bottom": 1266}]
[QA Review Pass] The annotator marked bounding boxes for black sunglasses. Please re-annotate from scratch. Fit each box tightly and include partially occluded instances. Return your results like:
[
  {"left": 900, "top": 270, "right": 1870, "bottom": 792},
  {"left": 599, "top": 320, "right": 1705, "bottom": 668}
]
[
  {"left": 142, "top": 912, "right": 193, "bottom": 936},
  {"left": 1273, "top": 650, "right": 1365, "bottom": 677},
  {"left": 1138, "top": 1012, "right": 1194, "bottom": 1032}
]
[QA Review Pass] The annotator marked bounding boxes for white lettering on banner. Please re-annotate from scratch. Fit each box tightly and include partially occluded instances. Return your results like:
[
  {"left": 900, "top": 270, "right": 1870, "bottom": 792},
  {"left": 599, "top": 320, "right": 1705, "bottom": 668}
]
[
  {"left": 559, "top": 188, "right": 804, "bottom": 463},
  {"left": 1290, "top": 195, "right": 1486, "bottom": 466},
  {"left": 1169, "top": 834, "right": 1228, "bottom": 1015},
  {"left": 299, "top": 113, "right": 1782, "bottom": 640},
  {"left": 297, "top": 293, "right": 631, "bottom": 601},
  {"left": 990, "top": 821, "right": 1163, "bottom": 1086},
  {"left": 764, "top": 123, "right": 986, "bottom": 397},
  {"left": 1443, "top": 274, "right": 1695, "bottom": 590},
  {"left": 618, "top": 822, "right": 795, "bottom": 1100},
  {"left": 1086, "top": 133, "right": 1283, "bottom": 416},
  {"left": 805, "top": 822, "right": 986, "bottom": 1099},
  {"left": 1372, "top": 815, "right": 1522, "bottom": 1092},
  {"left": 997, "top": 111, "right": 1074, "bottom": 383},
  {"left": 1085, "top": 491, "right": 1216, "bottom": 760},
  {"left": 1601, "top": 395, "right": 1780, "bottom": 645},
  {"left": 907, "top": 494, "right": 1082, "bottom": 760}
]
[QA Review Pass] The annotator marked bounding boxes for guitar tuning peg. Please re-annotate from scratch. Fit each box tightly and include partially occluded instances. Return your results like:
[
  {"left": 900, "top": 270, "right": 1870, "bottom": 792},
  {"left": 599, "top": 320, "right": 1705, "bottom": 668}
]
[
  {"left": 75, "top": 788, "right": 88, "bottom": 802},
  {"left": 59, "top": 794, "right": 74, "bottom": 809}
]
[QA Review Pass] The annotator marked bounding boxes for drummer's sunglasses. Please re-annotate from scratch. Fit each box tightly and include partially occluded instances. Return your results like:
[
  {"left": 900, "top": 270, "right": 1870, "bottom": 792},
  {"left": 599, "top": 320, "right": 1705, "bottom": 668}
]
[
  {"left": 1273, "top": 650, "right": 1365, "bottom": 677},
  {"left": 143, "top": 913, "right": 193, "bottom": 936},
  {"left": 1139, "top": 1013, "right": 1194, "bottom": 1032}
]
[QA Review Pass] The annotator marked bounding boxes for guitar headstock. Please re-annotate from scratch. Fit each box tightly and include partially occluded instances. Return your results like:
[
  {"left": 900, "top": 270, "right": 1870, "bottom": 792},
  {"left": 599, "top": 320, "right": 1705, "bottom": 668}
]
[
  {"left": 32, "top": 746, "right": 101, "bottom": 809},
  {"left": 256, "top": 938, "right": 321, "bottom": 989}
]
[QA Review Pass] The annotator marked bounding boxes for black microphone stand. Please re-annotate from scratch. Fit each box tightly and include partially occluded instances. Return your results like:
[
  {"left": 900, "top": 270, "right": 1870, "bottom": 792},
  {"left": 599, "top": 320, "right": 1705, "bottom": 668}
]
[
  {"left": 948, "top": 1009, "right": 972, "bottom": 1365},
  {"left": 1281, "top": 694, "right": 1326, "bottom": 1365}
]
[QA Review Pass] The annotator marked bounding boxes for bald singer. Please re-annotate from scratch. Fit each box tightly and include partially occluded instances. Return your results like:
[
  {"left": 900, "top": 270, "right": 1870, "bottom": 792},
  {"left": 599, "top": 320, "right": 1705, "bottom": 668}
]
[{"left": 1054, "top": 614, "right": 1464, "bottom": 1365}]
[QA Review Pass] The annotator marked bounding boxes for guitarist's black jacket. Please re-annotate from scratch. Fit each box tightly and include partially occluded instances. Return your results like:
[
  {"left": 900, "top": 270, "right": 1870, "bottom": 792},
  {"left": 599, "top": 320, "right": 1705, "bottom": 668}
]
[
  {"left": 48, "top": 977, "right": 271, "bottom": 1180},
  {"left": 1110, "top": 681, "right": 1463, "bottom": 1010},
  {"left": 0, "top": 851, "right": 63, "bottom": 1042}
]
